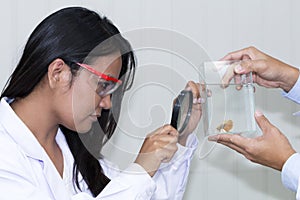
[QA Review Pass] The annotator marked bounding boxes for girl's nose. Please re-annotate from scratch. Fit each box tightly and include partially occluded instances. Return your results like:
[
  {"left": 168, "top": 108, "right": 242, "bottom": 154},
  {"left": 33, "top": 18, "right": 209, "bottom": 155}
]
[{"left": 99, "top": 95, "right": 112, "bottom": 109}]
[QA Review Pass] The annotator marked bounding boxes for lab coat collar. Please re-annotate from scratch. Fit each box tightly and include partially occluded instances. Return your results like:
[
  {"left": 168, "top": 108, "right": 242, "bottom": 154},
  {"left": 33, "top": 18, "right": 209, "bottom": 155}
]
[
  {"left": 0, "top": 98, "right": 70, "bottom": 199},
  {"left": 0, "top": 98, "right": 45, "bottom": 161}
]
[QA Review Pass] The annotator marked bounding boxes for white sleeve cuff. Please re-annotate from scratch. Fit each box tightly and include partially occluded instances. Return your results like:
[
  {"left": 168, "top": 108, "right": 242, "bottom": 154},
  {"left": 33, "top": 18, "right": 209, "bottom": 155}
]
[
  {"left": 282, "top": 74, "right": 300, "bottom": 104},
  {"left": 281, "top": 153, "right": 300, "bottom": 192},
  {"left": 98, "top": 163, "right": 156, "bottom": 199}
]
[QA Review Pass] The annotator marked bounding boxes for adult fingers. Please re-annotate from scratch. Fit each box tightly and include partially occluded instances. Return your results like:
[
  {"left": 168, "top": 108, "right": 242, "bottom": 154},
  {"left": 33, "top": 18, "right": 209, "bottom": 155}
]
[
  {"left": 220, "top": 46, "right": 259, "bottom": 61},
  {"left": 234, "top": 59, "right": 267, "bottom": 75},
  {"left": 221, "top": 63, "right": 235, "bottom": 88},
  {"left": 254, "top": 111, "right": 273, "bottom": 134},
  {"left": 217, "top": 140, "right": 248, "bottom": 156},
  {"left": 208, "top": 134, "right": 250, "bottom": 151}
]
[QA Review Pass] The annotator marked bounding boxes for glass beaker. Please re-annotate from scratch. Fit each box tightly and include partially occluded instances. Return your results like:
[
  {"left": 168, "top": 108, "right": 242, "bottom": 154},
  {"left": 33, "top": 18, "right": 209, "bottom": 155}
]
[{"left": 200, "top": 60, "right": 257, "bottom": 138}]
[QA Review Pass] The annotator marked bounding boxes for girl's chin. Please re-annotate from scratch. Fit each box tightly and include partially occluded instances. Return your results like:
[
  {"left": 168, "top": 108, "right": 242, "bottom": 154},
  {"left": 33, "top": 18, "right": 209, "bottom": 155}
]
[
  {"left": 76, "top": 126, "right": 92, "bottom": 134},
  {"left": 71, "top": 114, "right": 100, "bottom": 133},
  {"left": 71, "top": 120, "right": 93, "bottom": 134}
]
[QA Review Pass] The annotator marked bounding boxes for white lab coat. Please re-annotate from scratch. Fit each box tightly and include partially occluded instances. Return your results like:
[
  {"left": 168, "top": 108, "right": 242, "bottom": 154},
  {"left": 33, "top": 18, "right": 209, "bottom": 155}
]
[{"left": 0, "top": 98, "right": 198, "bottom": 200}]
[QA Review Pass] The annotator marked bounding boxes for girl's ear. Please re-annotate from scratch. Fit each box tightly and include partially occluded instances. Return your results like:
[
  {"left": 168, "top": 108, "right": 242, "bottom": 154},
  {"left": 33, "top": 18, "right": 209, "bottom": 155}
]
[{"left": 48, "top": 59, "right": 72, "bottom": 89}]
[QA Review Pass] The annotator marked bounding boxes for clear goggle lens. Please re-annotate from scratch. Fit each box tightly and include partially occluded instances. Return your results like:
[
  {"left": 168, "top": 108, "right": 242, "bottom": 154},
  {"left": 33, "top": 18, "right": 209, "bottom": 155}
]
[
  {"left": 95, "top": 78, "right": 121, "bottom": 97},
  {"left": 77, "top": 62, "right": 122, "bottom": 97}
]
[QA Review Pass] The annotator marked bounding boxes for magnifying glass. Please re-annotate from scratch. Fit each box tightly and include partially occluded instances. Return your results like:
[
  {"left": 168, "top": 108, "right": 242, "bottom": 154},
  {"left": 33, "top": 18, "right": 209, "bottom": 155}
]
[{"left": 170, "top": 90, "right": 193, "bottom": 135}]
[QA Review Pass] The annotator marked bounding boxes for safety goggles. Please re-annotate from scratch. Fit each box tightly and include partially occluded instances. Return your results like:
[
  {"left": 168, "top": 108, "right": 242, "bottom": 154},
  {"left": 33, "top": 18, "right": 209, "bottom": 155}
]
[{"left": 76, "top": 63, "right": 122, "bottom": 97}]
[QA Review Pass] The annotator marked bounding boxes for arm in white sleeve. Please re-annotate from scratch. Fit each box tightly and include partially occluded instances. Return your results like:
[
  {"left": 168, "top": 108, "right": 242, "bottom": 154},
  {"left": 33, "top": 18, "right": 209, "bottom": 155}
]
[
  {"left": 95, "top": 163, "right": 156, "bottom": 200},
  {"left": 281, "top": 153, "right": 300, "bottom": 194},
  {"left": 282, "top": 73, "right": 300, "bottom": 104},
  {"left": 151, "top": 133, "right": 198, "bottom": 200},
  {"left": 83, "top": 133, "right": 197, "bottom": 200}
]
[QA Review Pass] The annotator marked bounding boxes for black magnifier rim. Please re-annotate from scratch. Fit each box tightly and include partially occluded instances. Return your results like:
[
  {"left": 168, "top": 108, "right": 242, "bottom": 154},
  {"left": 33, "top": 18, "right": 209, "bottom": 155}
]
[{"left": 171, "top": 90, "right": 193, "bottom": 134}]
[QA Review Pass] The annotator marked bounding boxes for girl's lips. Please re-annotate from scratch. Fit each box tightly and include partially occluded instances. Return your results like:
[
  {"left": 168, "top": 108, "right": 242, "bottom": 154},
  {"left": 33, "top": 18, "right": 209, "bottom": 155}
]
[{"left": 89, "top": 114, "right": 100, "bottom": 121}]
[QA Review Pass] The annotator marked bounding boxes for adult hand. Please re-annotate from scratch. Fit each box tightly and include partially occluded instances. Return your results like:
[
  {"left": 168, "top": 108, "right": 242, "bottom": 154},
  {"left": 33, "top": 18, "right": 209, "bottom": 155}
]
[
  {"left": 208, "top": 111, "right": 296, "bottom": 171},
  {"left": 135, "top": 125, "right": 179, "bottom": 177},
  {"left": 221, "top": 46, "right": 299, "bottom": 92},
  {"left": 177, "top": 81, "right": 203, "bottom": 146}
]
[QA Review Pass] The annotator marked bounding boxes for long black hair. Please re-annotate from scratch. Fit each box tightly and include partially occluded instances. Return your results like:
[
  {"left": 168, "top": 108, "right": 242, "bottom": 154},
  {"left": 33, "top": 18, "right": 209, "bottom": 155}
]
[{"left": 1, "top": 7, "right": 136, "bottom": 196}]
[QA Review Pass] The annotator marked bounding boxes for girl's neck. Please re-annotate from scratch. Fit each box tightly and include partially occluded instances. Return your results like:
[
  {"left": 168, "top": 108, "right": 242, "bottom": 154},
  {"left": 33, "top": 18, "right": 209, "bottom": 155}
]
[
  {"left": 11, "top": 94, "right": 64, "bottom": 177},
  {"left": 11, "top": 95, "right": 59, "bottom": 146}
]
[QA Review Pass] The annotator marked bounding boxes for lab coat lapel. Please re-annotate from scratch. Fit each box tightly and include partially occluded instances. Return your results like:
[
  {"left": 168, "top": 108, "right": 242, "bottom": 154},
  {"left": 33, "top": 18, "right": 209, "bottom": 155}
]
[{"left": 42, "top": 154, "right": 70, "bottom": 200}]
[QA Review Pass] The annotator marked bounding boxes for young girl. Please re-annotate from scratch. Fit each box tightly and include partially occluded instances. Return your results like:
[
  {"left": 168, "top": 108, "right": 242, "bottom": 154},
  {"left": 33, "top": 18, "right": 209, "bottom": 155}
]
[{"left": 0, "top": 7, "right": 200, "bottom": 199}]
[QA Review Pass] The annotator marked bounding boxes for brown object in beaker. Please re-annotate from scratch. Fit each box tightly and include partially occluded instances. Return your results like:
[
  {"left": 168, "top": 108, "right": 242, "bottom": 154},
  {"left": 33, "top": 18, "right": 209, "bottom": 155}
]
[{"left": 216, "top": 120, "right": 233, "bottom": 132}]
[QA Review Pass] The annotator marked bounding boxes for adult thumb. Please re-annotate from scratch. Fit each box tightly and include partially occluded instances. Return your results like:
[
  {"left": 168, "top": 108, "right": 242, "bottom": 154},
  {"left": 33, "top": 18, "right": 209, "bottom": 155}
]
[{"left": 254, "top": 110, "right": 272, "bottom": 133}]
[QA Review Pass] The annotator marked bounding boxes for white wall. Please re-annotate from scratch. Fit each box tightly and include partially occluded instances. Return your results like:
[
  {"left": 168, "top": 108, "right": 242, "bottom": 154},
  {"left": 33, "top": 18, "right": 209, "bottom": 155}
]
[{"left": 2, "top": 0, "right": 300, "bottom": 199}]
